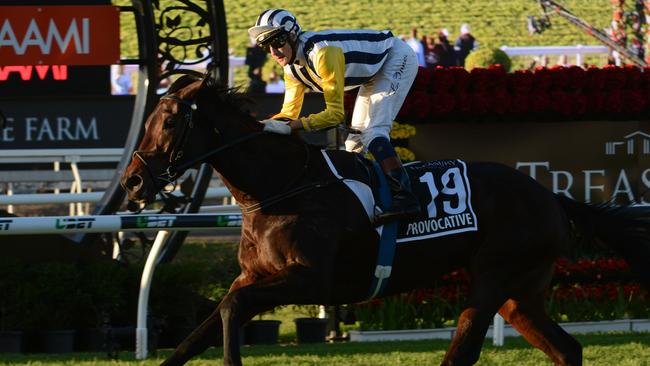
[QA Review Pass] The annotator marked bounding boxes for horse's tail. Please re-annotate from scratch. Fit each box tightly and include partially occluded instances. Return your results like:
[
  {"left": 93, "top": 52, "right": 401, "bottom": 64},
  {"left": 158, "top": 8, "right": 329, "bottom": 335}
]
[{"left": 556, "top": 194, "right": 650, "bottom": 290}]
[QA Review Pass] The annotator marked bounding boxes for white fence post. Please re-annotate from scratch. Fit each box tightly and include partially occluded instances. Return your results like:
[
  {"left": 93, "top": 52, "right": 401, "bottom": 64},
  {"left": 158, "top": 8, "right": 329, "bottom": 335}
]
[
  {"left": 6, "top": 183, "right": 14, "bottom": 214},
  {"left": 136, "top": 230, "right": 170, "bottom": 360},
  {"left": 493, "top": 314, "right": 505, "bottom": 346}
]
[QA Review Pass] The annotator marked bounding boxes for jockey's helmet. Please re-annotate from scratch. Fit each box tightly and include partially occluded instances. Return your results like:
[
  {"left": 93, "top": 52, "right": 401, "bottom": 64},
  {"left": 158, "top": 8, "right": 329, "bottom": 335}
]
[{"left": 248, "top": 9, "right": 301, "bottom": 47}]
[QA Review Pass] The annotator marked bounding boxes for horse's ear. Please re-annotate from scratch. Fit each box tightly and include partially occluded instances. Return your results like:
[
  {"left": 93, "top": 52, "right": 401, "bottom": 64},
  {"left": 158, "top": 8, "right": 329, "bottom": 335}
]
[
  {"left": 201, "top": 76, "right": 215, "bottom": 89},
  {"left": 200, "top": 75, "right": 223, "bottom": 90}
]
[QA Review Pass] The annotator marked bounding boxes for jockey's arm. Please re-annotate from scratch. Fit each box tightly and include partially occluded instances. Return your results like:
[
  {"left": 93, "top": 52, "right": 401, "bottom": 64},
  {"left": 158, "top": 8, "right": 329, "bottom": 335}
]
[
  {"left": 293, "top": 46, "right": 345, "bottom": 131},
  {"left": 272, "top": 72, "right": 306, "bottom": 121}
]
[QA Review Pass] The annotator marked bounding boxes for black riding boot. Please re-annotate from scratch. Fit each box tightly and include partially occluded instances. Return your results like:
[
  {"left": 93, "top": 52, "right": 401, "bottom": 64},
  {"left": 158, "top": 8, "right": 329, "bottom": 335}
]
[{"left": 374, "top": 164, "right": 421, "bottom": 225}]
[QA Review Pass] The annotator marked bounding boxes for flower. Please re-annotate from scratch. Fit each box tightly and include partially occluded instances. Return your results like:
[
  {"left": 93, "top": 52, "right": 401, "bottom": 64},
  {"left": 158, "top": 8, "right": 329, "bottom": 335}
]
[
  {"left": 396, "top": 65, "right": 650, "bottom": 124},
  {"left": 395, "top": 147, "right": 415, "bottom": 162},
  {"left": 354, "top": 257, "right": 647, "bottom": 331},
  {"left": 390, "top": 122, "right": 416, "bottom": 140}
]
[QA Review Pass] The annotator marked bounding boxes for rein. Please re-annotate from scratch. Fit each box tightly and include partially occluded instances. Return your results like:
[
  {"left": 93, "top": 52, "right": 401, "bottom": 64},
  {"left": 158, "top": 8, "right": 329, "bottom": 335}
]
[
  {"left": 239, "top": 142, "right": 338, "bottom": 214},
  {"left": 138, "top": 92, "right": 341, "bottom": 214}
]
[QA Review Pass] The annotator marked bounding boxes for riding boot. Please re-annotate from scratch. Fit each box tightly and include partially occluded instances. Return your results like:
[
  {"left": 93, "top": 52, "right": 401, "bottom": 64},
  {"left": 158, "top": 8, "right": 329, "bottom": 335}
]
[
  {"left": 368, "top": 137, "right": 421, "bottom": 225},
  {"left": 374, "top": 163, "right": 421, "bottom": 225}
]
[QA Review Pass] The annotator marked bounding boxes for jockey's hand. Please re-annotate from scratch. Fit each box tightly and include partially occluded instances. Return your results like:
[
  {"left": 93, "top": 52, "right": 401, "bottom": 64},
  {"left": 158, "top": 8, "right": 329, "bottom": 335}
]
[{"left": 260, "top": 119, "right": 292, "bottom": 135}]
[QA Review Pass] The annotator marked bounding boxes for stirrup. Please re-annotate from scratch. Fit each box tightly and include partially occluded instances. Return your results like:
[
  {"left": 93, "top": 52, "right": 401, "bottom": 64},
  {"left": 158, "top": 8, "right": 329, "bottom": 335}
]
[{"left": 373, "top": 204, "right": 420, "bottom": 226}]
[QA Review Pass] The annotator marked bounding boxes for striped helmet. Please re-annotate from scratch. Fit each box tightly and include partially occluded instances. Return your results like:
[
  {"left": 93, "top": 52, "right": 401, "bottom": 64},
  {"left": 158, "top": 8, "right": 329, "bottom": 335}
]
[{"left": 248, "top": 9, "right": 301, "bottom": 45}]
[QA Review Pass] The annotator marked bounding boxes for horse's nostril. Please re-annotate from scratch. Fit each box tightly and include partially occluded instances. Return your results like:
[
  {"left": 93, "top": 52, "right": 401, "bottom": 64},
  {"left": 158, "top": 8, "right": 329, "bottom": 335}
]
[{"left": 125, "top": 174, "right": 143, "bottom": 190}]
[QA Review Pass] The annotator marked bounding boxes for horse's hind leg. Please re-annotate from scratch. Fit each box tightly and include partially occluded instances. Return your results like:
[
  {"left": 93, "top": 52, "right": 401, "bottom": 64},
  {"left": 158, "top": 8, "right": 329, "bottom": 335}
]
[
  {"left": 500, "top": 296, "right": 582, "bottom": 366},
  {"left": 441, "top": 279, "right": 509, "bottom": 366}
]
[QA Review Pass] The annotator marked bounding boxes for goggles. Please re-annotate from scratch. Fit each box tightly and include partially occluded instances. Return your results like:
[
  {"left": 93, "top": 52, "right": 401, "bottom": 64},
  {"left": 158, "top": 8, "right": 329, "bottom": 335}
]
[{"left": 258, "top": 31, "right": 289, "bottom": 53}]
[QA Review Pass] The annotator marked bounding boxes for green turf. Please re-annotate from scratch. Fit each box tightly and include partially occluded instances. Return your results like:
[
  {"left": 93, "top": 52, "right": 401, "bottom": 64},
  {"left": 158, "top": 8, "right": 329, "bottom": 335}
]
[{"left": 1, "top": 333, "right": 649, "bottom": 365}]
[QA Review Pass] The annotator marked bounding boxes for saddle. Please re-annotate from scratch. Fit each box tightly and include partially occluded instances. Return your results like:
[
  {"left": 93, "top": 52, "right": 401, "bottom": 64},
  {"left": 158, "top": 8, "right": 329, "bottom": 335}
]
[{"left": 321, "top": 150, "right": 479, "bottom": 243}]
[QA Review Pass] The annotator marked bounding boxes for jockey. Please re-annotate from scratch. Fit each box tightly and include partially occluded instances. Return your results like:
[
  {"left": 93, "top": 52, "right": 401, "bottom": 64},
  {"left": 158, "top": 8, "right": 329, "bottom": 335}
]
[{"left": 249, "top": 8, "right": 421, "bottom": 225}]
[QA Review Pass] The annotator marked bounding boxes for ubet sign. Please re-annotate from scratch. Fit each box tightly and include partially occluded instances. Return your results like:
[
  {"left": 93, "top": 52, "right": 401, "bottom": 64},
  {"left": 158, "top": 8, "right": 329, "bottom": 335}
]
[{"left": 0, "top": 5, "right": 119, "bottom": 65}]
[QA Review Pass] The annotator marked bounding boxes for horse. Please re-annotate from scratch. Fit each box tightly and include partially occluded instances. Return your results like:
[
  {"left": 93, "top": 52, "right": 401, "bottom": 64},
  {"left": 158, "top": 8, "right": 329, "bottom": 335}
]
[{"left": 121, "top": 75, "right": 650, "bottom": 366}]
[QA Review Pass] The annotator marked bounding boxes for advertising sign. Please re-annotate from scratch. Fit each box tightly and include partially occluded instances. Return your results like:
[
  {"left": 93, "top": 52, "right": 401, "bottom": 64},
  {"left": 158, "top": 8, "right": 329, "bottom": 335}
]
[
  {"left": 411, "top": 121, "right": 650, "bottom": 205},
  {"left": 0, "top": 97, "right": 134, "bottom": 149},
  {"left": 0, "top": 1, "right": 125, "bottom": 150},
  {"left": 0, "top": 5, "right": 120, "bottom": 66},
  {"left": 0, "top": 64, "right": 110, "bottom": 97}
]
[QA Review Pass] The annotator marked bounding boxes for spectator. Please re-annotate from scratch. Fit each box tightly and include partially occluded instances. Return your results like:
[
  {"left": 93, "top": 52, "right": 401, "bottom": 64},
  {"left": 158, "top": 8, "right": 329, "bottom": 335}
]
[
  {"left": 454, "top": 23, "right": 477, "bottom": 67},
  {"left": 265, "top": 70, "right": 285, "bottom": 93},
  {"left": 434, "top": 28, "right": 456, "bottom": 67},
  {"left": 423, "top": 35, "right": 439, "bottom": 68},
  {"left": 245, "top": 38, "right": 267, "bottom": 78},
  {"left": 406, "top": 27, "right": 426, "bottom": 67},
  {"left": 111, "top": 65, "right": 133, "bottom": 95}
]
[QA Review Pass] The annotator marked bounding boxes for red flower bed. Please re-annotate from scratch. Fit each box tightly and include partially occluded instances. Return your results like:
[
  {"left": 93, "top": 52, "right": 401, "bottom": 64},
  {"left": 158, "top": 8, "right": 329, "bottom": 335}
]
[
  {"left": 353, "top": 257, "right": 649, "bottom": 330},
  {"left": 344, "top": 65, "right": 650, "bottom": 123}
]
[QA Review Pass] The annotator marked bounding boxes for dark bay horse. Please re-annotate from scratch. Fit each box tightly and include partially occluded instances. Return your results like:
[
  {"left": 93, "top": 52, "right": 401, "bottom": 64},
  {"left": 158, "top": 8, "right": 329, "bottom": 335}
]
[{"left": 121, "top": 75, "right": 650, "bottom": 366}]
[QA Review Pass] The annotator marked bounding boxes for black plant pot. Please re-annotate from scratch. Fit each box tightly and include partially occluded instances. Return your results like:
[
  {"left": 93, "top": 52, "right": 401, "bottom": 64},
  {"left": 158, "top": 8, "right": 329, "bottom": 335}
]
[
  {"left": 112, "top": 326, "right": 136, "bottom": 351},
  {"left": 76, "top": 328, "right": 116, "bottom": 352},
  {"left": 294, "top": 318, "right": 328, "bottom": 343},
  {"left": 0, "top": 331, "right": 24, "bottom": 353},
  {"left": 243, "top": 320, "right": 281, "bottom": 345},
  {"left": 39, "top": 330, "right": 75, "bottom": 353}
]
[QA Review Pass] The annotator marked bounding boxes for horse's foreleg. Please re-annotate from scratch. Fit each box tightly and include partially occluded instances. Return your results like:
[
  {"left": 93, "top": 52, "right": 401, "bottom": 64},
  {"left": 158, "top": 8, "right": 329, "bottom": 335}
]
[
  {"left": 441, "top": 280, "right": 508, "bottom": 366},
  {"left": 220, "top": 265, "right": 327, "bottom": 366},
  {"left": 161, "top": 275, "right": 254, "bottom": 366},
  {"left": 500, "top": 297, "right": 582, "bottom": 366},
  {"left": 160, "top": 304, "right": 224, "bottom": 366}
]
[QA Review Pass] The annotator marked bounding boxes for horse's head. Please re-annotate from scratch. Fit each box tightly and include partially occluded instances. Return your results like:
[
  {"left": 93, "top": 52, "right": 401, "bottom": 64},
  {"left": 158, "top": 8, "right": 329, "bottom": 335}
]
[{"left": 121, "top": 75, "right": 235, "bottom": 205}]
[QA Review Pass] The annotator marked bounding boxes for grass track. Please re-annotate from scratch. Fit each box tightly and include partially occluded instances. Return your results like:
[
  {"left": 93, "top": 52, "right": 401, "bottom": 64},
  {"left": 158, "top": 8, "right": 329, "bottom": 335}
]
[{"left": 2, "top": 333, "right": 649, "bottom": 366}]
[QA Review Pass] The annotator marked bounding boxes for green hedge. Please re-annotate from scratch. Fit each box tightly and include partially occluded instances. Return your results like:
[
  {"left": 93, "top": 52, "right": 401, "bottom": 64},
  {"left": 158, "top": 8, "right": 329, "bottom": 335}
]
[
  {"left": 465, "top": 47, "right": 512, "bottom": 71},
  {"left": 0, "top": 243, "right": 240, "bottom": 333}
]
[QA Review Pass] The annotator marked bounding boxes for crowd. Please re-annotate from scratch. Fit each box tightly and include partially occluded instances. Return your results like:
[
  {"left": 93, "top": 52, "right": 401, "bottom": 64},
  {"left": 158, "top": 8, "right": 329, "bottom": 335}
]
[
  {"left": 242, "top": 23, "right": 478, "bottom": 95},
  {"left": 403, "top": 24, "right": 478, "bottom": 69}
]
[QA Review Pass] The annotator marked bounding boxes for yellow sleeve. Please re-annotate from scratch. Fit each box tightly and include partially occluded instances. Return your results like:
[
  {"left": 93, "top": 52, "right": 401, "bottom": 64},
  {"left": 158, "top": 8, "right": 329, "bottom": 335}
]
[
  {"left": 272, "top": 71, "right": 306, "bottom": 120},
  {"left": 299, "top": 46, "right": 345, "bottom": 131}
]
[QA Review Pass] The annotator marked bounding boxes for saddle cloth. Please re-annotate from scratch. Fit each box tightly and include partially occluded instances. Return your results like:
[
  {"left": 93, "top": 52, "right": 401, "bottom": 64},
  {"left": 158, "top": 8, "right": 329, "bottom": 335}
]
[{"left": 321, "top": 150, "right": 479, "bottom": 243}]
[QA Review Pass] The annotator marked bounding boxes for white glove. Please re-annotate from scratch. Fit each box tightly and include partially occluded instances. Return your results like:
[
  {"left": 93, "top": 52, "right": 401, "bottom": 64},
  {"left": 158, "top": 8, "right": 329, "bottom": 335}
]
[{"left": 260, "top": 119, "right": 292, "bottom": 135}]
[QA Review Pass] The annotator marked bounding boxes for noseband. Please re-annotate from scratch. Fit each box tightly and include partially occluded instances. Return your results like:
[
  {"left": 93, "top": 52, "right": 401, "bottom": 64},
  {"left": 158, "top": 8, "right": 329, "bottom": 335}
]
[{"left": 132, "top": 94, "right": 198, "bottom": 191}]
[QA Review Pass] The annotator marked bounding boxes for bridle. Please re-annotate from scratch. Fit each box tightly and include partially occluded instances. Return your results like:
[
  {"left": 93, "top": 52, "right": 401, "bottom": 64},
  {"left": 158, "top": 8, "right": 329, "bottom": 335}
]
[
  {"left": 131, "top": 91, "right": 334, "bottom": 214},
  {"left": 132, "top": 94, "right": 199, "bottom": 193}
]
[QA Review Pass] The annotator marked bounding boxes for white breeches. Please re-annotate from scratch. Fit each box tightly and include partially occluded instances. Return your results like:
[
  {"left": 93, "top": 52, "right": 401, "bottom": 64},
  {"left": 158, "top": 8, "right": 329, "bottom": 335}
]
[{"left": 344, "top": 39, "right": 418, "bottom": 153}]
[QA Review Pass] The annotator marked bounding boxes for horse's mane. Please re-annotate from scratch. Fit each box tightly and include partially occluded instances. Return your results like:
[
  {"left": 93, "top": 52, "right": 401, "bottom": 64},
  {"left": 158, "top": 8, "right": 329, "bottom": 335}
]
[
  {"left": 169, "top": 74, "right": 324, "bottom": 147},
  {"left": 203, "top": 81, "right": 254, "bottom": 118},
  {"left": 166, "top": 74, "right": 258, "bottom": 125},
  {"left": 167, "top": 74, "right": 201, "bottom": 94}
]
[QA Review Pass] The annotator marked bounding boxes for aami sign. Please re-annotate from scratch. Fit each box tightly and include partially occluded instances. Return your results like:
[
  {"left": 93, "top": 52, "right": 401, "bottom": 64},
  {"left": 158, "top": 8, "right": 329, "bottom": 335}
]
[{"left": 0, "top": 5, "right": 120, "bottom": 65}]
